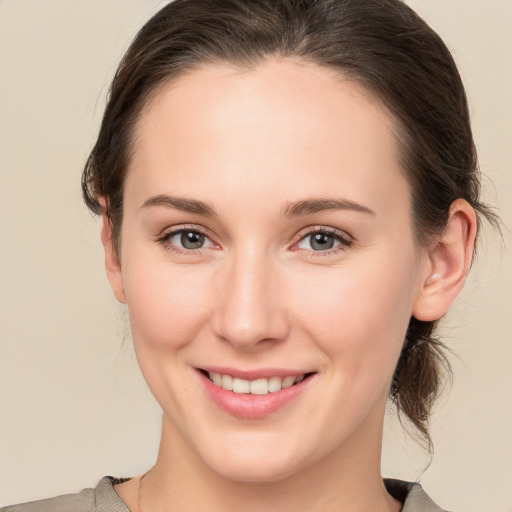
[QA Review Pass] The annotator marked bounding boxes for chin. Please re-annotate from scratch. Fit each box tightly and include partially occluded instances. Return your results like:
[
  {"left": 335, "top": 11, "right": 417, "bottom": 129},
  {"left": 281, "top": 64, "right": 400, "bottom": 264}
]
[
  {"left": 207, "top": 455, "right": 301, "bottom": 484},
  {"left": 197, "top": 432, "right": 313, "bottom": 484}
]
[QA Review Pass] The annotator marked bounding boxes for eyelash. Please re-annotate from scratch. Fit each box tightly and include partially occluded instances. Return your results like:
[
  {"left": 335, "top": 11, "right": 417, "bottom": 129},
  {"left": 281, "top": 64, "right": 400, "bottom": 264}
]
[
  {"left": 156, "top": 225, "right": 353, "bottom": 256},
  {"left": 292, "top": 226, "right": 353, "bottom": 256},
  {"left": 157, "top": 225, "right": 217, "bottom": 255}
]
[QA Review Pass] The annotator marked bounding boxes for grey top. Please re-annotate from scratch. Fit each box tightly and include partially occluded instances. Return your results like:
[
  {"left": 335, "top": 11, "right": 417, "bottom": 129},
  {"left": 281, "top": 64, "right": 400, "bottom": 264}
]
[{"left": 1, "top": 477, "right": 450, "bottom": 512}]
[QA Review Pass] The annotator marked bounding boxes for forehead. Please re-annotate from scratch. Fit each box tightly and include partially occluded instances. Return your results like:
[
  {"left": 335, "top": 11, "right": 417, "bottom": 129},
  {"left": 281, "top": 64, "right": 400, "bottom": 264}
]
[{"left": 127, "top": 58, "right": 409, "bottom": 217}]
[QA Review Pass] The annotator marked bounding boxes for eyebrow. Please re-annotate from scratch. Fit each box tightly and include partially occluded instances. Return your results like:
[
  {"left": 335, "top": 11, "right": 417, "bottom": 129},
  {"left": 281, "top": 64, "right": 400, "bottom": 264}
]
[
  {"left": 140, "top": 194, "right": 374, "bottom": 218},
  {"left": 283, "top": 198, "right": 375, "bottom": 217},
  {"left": 140, "top": 194, "right": 216, "bottom": 216}
]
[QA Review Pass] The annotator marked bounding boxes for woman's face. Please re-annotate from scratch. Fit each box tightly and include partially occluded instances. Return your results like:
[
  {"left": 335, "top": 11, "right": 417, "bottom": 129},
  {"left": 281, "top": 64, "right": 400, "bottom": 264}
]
[{"left": 110, "top": 59, "right": 431, "bottom": 482}]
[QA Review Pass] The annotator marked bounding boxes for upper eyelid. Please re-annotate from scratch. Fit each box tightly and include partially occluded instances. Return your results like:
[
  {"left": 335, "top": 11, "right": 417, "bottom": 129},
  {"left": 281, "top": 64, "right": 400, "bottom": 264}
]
[
  {"left": 159, "top": 224, "right": 213, "bottom": 239},
  {"left": 293, "top": 225, "right": 353, "bottom": 242},
  {"left": 156, "top": 224, "right": 352, "bottom": 248},
  {"left": 157, "top": 225, "right": 218, "bottom": 251},
  {"left": 157, "top": 226, "right": 218, "bottom": 254},
  {"left": 291, "top": 227, "right": 354, "bottom": 255}
]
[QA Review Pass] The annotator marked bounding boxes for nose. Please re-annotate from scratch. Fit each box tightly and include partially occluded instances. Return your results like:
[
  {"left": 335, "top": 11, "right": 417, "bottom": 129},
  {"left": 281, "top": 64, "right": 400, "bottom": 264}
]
[{"left": 212, "top": 249, "right": 290, "bottom": 350}]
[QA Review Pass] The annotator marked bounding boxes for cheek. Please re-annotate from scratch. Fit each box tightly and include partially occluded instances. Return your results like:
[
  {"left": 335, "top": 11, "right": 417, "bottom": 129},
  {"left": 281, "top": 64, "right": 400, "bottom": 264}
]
[
  {"left": 122, "top": 256, "right": 215, "bottom": 352},
  {"left": 120, "top": 256, "right": 218, "bottom": 418},
  {"left": 290, "top": 252, "right": 419, "bottom": 384}
]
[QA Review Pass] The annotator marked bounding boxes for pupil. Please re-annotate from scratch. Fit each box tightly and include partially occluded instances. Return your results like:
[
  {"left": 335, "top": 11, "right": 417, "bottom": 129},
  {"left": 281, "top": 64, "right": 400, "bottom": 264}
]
[
  {"left": 311, "top": 233, "right": 334, "bottom": 250},
  {"left": 181, "top": 231, "right": 204, "bottom": 249}
]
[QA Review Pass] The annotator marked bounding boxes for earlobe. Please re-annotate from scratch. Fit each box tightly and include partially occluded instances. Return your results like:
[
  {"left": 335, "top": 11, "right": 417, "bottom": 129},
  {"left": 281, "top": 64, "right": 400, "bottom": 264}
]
[
  {"left": 99, "top": 197, "right": 126, "bottom": 304},
  {"left": 413, "top": 199, "right": 477, "bottom": 322}
]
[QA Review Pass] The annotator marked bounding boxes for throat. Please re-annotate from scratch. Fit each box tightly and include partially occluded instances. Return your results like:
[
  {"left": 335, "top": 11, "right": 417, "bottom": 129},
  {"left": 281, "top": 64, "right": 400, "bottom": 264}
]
[{"left": 145, "top": 415, "right": 396, "bottom": 512}]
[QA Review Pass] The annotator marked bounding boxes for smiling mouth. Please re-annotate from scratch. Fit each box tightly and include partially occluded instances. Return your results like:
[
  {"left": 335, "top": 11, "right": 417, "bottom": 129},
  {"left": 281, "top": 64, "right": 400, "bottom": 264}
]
[{"left": 200, "top": 370, "right": 315, "bottom": 395}]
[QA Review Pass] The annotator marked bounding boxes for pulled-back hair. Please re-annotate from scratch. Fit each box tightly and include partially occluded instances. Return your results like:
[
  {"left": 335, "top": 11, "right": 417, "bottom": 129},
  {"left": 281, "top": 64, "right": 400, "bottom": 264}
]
[{"left": 82, "top": 0, "right": 495, "bottom": 450}]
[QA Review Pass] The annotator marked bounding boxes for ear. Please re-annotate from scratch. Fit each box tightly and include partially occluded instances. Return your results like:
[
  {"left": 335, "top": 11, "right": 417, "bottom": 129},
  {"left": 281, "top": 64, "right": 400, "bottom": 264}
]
[
  {"left": 99, "top": 197, "right": 126, "bottom": 304},
  {"left": 412, "top": 199, "right": 477, "bottom": 321}
]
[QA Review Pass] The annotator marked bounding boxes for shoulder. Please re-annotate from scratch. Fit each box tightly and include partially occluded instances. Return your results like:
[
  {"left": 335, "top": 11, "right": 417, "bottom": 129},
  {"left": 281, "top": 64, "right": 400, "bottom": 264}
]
[
  {"left": 385, "top": 479, "right": 453, "bottom": 512},
  {"left": 0, "top": 477, "right": 130, "bottom": 512}
]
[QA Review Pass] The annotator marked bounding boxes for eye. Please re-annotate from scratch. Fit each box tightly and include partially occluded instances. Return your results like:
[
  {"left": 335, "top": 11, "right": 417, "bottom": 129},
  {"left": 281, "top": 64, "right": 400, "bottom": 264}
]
[
  {"left": 174, "top": 230, "right": 206, "bottom": 250},
  {"left": 159, "top": 227, "right": 217, "bottom": 252},
  {"left": 295, "top": 228, "right": 352, "bottom": 253}
]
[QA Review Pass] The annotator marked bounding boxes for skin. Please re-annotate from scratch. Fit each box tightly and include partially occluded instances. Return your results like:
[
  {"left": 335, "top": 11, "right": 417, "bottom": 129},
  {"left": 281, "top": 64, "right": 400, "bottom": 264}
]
[{"left": 105, "top": 59, "right": 476, "bottom": 511}]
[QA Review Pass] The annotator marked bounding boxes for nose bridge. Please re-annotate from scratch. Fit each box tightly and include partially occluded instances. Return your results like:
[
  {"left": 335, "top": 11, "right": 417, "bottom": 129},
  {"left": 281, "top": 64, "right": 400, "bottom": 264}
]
[{"left": 213, "top": 244, "right": 288, "bottom": 348}]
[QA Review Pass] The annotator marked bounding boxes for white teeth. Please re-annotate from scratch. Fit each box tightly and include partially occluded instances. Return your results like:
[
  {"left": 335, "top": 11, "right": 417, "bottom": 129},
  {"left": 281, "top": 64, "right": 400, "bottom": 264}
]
[
  {"left": 221, "top": 374, "right": 233, "bottom": 391},
  {"left": 232, "top": 378, "right": 250, "bottom": 394},
  {"left": 281, "top": 376, "right": 295, "bottom": 388},
  {"left": 208, "top": 372, "right": 307, "bottom": 395},
  {"left": 250, "top": 378, "right": 269, "bottom": 395},
  {"left": 268, "top": 376, "right": 282, "bottom": 393}
]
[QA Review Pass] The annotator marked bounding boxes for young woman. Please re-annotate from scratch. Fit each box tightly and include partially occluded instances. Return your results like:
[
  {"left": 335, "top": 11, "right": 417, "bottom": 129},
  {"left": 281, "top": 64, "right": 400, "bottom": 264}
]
[{"left": 2, "top": 0, "right": 500, "bottom": 511}]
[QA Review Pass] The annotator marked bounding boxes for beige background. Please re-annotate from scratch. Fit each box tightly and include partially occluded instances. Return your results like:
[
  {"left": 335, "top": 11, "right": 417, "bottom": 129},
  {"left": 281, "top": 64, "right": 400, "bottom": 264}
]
[{"left": 0, "top": 0, "right": 510, "bottom": 509}]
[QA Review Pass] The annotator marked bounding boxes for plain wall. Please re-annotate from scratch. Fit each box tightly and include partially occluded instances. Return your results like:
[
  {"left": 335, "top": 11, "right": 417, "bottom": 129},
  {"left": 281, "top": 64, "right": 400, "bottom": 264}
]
[{"left": 0, "top": 0, "right": 511, "bottom": 509}]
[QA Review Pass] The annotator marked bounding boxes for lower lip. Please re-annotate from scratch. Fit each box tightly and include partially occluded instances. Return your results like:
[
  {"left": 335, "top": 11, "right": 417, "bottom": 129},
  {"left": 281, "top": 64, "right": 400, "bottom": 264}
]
[{"left": 199, "top": 372, "right": 314, "bottom": 419}]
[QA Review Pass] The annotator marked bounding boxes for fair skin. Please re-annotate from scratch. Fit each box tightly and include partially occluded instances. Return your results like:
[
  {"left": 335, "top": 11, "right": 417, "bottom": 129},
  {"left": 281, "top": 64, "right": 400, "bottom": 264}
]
[{"left": 104, "top": 59, "right": 476, "bottom": 511}]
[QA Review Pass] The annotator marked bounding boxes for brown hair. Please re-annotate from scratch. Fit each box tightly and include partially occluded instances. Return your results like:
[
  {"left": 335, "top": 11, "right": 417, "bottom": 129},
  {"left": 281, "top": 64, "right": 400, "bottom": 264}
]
[{"left": 82, "top": 0, "right": 496, "bottom": 449}]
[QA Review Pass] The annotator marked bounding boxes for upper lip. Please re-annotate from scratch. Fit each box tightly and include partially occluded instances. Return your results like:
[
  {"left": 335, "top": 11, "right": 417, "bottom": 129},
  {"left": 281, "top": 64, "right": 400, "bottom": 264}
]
[{"left": 197, "top": 366, "right": 314, "bottom": 380}]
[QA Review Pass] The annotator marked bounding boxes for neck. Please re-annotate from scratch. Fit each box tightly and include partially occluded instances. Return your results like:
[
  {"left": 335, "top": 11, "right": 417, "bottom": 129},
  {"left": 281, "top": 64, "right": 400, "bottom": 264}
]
[{"left": 139, "top": 414, "right": 401, "bottom": 512}]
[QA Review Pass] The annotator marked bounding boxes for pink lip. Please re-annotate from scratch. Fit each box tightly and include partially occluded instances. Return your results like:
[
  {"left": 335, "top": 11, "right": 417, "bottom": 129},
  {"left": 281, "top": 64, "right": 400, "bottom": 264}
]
[
  {"left": 200, "top": 366, "right": 310, "bottom": 380},
  {"left": 197, "top": 370, "right": 315, "bottom": 420}
]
